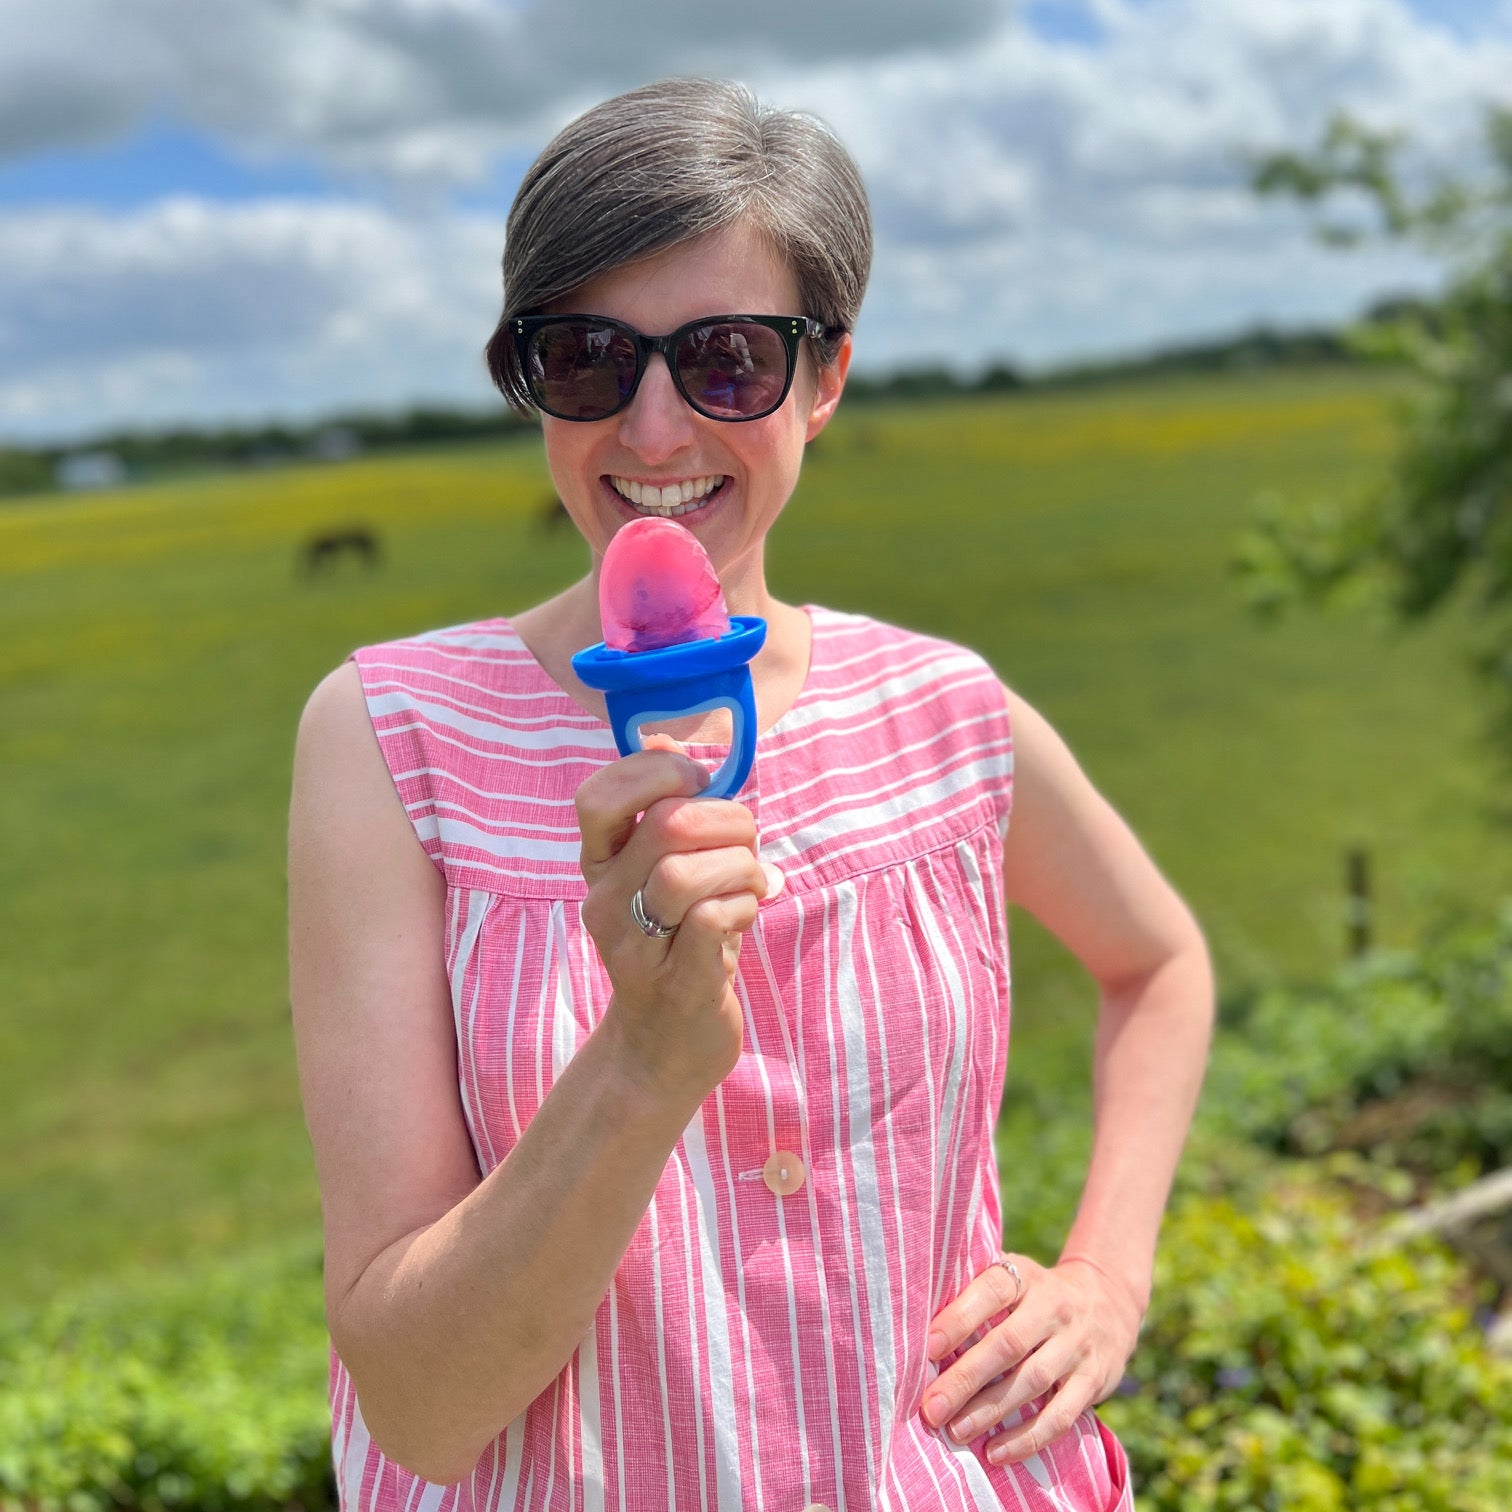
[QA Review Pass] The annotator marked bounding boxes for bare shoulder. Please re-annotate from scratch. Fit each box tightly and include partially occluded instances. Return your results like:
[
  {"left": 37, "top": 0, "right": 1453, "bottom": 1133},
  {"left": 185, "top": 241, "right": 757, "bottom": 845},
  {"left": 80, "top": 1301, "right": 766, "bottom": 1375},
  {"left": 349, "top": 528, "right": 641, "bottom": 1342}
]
[
  {"left": 289, "top": 660, "right": 441, "bottom": 912},
  {"left": 289, "top": 660, "right": 479, "bottom": 1327},
  {"left": 997, "top": 682, "right": 1104, "bottom": 847},
  {"left": 293, "top": 660, "right": 383, "bottom": 790},
  {"left": 299, "top": 657, "right": 365, "bottom": 731},
  {"left": 997, "top": 681, "right": 1205, "bottom": 986}
]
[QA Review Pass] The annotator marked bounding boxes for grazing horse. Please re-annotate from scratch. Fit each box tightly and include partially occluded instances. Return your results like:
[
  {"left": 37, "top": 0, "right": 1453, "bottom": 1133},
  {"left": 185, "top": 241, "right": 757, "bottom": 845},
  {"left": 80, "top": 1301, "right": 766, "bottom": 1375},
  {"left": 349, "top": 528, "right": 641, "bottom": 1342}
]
[{"left": 302, "top": 526, "right": 381, "bottom": 577}]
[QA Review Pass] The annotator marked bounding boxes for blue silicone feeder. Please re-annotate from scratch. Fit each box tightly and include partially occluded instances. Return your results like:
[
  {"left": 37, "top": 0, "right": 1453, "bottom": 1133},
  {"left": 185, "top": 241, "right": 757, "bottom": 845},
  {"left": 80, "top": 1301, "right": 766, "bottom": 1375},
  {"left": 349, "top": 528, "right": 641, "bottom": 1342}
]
[{"left": 571, "top": 615, "right": 767, "bottom": 799}]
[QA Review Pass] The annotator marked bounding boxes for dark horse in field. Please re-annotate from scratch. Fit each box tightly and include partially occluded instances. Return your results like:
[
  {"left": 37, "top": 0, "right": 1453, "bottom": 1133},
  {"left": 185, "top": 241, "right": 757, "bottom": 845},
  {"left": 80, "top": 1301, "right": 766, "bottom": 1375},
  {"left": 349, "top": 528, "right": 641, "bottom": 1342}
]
[{"left": 301, "top": 526, "right": 382, "bottom": 577}]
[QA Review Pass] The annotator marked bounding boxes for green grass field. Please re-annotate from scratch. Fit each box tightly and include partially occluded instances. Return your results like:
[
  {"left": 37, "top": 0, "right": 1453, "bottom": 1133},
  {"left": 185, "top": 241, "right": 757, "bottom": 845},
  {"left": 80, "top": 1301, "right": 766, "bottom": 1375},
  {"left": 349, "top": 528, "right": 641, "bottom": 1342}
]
[{"left": 3, "top": 365, "right": 1509, "bottom": 1307}]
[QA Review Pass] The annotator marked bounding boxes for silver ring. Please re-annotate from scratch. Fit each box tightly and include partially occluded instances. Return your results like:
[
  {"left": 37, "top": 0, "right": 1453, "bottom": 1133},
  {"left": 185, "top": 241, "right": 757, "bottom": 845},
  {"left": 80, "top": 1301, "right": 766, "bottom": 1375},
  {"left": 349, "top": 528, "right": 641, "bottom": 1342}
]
[
  {"left": 991, "top": 1255, "right": 1024, "bottom": 1304},
  {"left": 630, "top": 886, "right": 677, "bottom": 939}
]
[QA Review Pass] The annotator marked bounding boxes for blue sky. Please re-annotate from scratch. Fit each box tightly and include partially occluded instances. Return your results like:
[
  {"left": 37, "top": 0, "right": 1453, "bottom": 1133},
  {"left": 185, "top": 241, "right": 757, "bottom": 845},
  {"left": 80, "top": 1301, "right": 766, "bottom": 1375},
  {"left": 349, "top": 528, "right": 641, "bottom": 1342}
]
[
  {"left": 0, "top": 120, "right": 335, "bottom": 210},
  {"left": 0, "top": 0, "right": 1507, "bottom": 443}
]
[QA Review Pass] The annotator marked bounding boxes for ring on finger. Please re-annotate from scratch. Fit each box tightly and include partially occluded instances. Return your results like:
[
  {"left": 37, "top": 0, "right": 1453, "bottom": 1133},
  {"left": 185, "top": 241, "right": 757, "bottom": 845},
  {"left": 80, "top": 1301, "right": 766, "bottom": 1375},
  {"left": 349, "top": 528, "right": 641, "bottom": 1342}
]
[
  {"left": 990, "top": 1253, "right": 1024, "bottom": 1304},
  {"left": 630, "top": 886, "right": 678, "bottom": 939}
]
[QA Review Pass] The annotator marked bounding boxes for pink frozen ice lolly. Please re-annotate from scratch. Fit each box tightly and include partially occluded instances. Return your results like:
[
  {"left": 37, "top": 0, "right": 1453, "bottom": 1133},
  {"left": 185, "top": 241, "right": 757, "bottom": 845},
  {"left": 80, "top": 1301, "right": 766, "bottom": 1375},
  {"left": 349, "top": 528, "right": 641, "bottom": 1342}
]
[{"left": 600, "top": 516, "right": 731, "bottom": 652}]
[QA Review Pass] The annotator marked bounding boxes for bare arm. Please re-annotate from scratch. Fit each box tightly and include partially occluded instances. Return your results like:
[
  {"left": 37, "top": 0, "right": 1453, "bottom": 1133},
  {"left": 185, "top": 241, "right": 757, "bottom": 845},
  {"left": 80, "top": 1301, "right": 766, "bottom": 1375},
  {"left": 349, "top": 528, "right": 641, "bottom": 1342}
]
[
  {"left": 997, "top": 689, "right": 1213, "bottom": 1314},
  {"left": 289, "top": 665, "right": 767, "bottom": 1482},
  {"left": 921, "top": 685, "right": 1213, "bottom": 1464}
]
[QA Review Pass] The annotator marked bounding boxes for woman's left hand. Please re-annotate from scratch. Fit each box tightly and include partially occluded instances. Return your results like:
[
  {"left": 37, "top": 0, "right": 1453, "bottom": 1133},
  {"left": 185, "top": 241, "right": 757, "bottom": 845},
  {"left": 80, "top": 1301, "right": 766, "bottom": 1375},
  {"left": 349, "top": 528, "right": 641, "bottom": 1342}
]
[{"left": 919, "top": 1254, "right": 1144, "bottom": 1466}]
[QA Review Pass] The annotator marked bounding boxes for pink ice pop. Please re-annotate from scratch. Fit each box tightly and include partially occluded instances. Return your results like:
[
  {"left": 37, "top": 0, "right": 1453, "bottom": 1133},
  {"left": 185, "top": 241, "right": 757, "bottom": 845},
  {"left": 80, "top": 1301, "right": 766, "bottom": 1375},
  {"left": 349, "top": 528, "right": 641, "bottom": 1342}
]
[{"left": 600, "top": 517, "right": 731, "bottom": 653}]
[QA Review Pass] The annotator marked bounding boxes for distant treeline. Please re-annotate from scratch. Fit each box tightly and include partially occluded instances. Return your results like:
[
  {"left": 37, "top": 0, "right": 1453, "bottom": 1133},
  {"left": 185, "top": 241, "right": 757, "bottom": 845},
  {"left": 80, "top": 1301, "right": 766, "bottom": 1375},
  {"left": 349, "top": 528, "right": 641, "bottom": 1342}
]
[
  {"left": 844, "top": 324, "right": 1358, "bottom": 402},
  {"left": 0, "top": 315, "right": 1401, "bottom": 498},
  {"left": 0, "top": 406, "right": 536, "bottom": 497}
]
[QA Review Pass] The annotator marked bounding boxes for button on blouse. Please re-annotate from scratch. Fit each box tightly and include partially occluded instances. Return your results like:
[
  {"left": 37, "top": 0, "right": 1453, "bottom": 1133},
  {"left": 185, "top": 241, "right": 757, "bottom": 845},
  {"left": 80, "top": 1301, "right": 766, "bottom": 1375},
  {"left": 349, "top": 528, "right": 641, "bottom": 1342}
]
[{"left": 332, "top": 605, "right": 1132, "bottom": 1511}]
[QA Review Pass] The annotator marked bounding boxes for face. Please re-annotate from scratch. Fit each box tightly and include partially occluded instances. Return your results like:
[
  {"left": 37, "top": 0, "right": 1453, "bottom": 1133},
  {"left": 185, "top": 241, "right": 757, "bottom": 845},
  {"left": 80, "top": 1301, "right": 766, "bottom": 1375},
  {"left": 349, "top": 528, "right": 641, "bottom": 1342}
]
[{"left": 540, "top": 219, "right": 850, "bottom": 592}]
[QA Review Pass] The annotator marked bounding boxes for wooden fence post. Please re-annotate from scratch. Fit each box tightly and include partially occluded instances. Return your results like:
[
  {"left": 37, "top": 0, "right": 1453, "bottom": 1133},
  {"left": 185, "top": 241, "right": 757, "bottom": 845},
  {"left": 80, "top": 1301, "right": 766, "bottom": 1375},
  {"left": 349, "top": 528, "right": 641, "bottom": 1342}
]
[{"left": 1346, "top": 845, "right": 1372, "bottom": 958}]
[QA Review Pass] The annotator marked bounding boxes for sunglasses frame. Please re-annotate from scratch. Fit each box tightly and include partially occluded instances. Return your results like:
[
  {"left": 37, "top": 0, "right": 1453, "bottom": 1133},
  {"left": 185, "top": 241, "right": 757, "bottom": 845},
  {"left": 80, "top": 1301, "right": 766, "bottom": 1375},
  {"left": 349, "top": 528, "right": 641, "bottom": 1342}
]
[{"left": 512, "top": 312, "right": 831, "bottom": 422}]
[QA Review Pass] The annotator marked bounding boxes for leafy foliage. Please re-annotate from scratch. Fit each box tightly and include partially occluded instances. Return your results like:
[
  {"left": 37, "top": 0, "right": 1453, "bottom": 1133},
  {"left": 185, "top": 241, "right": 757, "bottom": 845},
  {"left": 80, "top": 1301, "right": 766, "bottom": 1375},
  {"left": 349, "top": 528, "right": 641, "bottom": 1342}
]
[
  {"left": 1239, "top": 109, "right": 1512, "bottom": 740},
  {"left": 1250, "top": 115, "right": 1472, "bottom": 246},
  {"left": 1102, "top": 1165, "right": 1512, "bottom": 1511},
  {"left": 1099, "top": 910, "right": 1512, "bottom": 1507},
  {"left": 0, "top": 1241, "right": 332, "bottom": 1512},
  {"left": 1198, "top": 906, "right": 1512, "bottom": 1180}
]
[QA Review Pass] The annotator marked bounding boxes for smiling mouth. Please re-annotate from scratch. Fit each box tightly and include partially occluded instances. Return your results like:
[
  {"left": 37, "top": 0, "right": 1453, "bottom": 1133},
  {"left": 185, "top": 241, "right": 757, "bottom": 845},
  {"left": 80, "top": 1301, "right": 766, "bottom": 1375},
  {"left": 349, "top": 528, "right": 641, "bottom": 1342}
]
[{"left": 609, "top": 474, "right": 728, "bottom": 518}]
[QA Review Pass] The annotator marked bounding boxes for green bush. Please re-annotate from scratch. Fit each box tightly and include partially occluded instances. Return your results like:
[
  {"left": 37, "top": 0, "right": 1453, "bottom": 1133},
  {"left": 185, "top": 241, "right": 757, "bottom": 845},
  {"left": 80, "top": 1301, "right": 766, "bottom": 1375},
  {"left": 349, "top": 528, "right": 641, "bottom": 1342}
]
[
  {"left": 0, "top": 1240, "right": 332, "bottom": 1512},
  {"left": 1103, "top": 1163, "right": 1512, "bottom": 1511},
  {"left": 1199, "top": 906, "right": 1512, "bottom": 1178}
]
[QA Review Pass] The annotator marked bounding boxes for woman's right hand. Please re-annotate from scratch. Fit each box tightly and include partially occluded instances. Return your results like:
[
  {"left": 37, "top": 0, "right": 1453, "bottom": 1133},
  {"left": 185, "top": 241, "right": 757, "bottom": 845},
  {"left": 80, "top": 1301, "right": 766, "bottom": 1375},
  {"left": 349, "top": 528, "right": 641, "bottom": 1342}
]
[{"left": 575, "top": 736, "right": 783, "bottom": 1106}]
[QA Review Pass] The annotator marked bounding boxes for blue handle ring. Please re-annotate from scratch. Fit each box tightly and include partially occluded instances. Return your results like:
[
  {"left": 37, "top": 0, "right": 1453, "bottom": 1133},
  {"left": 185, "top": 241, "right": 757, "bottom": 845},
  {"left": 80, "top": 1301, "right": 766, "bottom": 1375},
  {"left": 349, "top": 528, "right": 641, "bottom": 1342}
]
[{"left": 571, "top": 615, "right": 767, "bottom": 799}]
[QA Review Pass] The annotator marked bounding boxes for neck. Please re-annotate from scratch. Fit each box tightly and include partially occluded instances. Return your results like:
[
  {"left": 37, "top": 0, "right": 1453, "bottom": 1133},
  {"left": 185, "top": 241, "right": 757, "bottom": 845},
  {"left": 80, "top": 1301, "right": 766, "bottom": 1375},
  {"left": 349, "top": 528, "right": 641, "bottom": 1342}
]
[{"left": 707, "top": 544, "right": 779, "bottom": 622}]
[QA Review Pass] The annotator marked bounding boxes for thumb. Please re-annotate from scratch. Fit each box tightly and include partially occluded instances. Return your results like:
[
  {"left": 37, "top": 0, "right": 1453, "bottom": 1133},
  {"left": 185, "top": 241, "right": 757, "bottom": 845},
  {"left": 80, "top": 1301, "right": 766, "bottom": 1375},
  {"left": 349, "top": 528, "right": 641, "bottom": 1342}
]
[
  {"left": 639, "top": 730, "right": 712, "bottom": 793},
  {"left": 640, "top": 731, "right": 689, "bottom": 757}
]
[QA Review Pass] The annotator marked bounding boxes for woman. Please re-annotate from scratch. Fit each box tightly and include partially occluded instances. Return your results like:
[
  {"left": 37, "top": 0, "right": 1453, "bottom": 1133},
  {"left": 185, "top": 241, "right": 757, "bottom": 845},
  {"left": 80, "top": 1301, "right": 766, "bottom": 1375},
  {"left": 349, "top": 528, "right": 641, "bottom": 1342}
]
[{"left": 289, "top": 77, "right": 1213, "bottom": 1510}]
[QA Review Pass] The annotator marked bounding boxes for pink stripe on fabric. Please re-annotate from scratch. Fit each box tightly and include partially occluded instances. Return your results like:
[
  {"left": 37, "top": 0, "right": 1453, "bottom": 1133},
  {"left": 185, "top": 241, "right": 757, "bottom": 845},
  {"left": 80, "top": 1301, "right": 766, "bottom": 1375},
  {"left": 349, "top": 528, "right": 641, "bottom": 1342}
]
[{"left": 332, "top": 606, "right": 1130, "bottom": 1509}]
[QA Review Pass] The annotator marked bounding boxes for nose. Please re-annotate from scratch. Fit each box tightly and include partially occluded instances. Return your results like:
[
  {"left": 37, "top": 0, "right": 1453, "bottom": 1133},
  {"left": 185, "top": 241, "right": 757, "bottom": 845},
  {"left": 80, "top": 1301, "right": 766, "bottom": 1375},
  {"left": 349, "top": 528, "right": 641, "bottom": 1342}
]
[{"left": 616, "top": 352, "right": 696, "bottom": 463}]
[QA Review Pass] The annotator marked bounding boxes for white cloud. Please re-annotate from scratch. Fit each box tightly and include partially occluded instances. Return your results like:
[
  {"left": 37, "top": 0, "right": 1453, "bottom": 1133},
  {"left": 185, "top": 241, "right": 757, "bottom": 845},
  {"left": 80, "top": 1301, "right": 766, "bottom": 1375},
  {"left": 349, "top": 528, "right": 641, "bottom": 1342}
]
[
  {"left": 784, "top": 0, "right": 1509, "bottom": 368},
  {"left": 0, "top": 199, "right": 505, "bottom": 438},
  {"left": 2, "top": 0, "right": 1510, "bottom": 439},
  {"left": 813, "top": 0, "right": 1511, "bottom": 239},
  {"left": 0, "top": 0, "right": 1009, "bottom": 192}
]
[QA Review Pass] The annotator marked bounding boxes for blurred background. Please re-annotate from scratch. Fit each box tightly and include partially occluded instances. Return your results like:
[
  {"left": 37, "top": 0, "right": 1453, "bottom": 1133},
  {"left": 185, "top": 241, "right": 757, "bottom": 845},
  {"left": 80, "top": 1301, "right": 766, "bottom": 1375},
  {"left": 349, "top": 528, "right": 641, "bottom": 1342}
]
[
  {"left": 1, "top": 0, "right": 1502, "bottom": 440},
  {"left": 3, "top": 1, "right": 1511, "bottom": 1507}
]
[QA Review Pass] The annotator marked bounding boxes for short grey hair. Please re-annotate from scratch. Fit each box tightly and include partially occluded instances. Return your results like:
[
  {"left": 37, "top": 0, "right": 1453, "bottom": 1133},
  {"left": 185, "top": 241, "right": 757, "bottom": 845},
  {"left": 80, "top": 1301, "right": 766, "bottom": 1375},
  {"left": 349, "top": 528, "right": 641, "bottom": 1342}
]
[{"left": 485, "top": 77, "right": 872, "bottom": 413}]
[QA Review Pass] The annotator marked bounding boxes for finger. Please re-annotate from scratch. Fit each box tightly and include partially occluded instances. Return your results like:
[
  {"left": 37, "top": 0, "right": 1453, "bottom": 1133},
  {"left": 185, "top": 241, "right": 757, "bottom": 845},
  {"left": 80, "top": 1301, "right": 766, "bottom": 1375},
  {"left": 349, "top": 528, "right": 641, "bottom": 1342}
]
[
  {"left": 673, "top": 889, "right": 761, "bottom": 944},
  {"left": 576, "top": 750, "right": 711, "bottom": 875},
  {"left": 923, "top": 1307, "right": 1050, "bottom": 1435},
  {"left": 641, "top": 845, "right": 772, "bottom": 929},
  {"left": 619, "top": 792, "right": 760, "bottom": 884},
  {"left": 640, "top": 731, "right": 719, "bottom": 790},
  {"left": 985, "top": 1371, "right": 1099, "bottom": 1466},
  {"left": 640, "top": 730, "right": 697, "bottom": 758},
  {"left": 927, "top": 1257, "right": 1036, "bottom": 1363},
  {"left": 944, "top": 1331, "right": 1080, "bottom": 1446},
  {"left": 581, "top": 799, "right": 768, "bottom": 954}
]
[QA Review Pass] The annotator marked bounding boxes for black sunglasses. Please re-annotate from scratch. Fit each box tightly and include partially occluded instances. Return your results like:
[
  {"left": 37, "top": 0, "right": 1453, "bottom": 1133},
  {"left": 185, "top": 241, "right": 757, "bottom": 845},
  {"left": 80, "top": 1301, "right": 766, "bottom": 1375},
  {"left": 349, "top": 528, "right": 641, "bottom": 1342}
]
[{"left": 512, "top": 312, "right": 834, "bottom": 422}]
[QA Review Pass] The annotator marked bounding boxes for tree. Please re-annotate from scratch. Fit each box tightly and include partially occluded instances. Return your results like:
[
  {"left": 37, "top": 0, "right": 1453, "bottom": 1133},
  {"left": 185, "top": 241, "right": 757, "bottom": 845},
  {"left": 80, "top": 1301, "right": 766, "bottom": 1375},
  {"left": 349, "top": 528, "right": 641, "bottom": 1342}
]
[{"left": 1236, "top": 109, "right": 1512, "bottom": 744}]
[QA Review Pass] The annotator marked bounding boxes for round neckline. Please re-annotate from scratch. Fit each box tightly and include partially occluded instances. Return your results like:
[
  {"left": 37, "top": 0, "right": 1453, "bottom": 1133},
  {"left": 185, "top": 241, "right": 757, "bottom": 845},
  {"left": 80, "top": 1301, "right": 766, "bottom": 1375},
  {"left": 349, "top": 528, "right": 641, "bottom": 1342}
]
[{"left": 502, "top": 602, "right": 823, "bottom": 754}]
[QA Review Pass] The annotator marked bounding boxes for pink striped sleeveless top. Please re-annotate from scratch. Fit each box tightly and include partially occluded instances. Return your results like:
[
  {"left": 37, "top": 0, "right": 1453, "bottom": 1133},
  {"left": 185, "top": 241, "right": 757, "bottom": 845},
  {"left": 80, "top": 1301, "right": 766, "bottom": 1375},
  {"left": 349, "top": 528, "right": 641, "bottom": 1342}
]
[{"left": 337, "top": 604, "right": 1134, "bottom": 1512}]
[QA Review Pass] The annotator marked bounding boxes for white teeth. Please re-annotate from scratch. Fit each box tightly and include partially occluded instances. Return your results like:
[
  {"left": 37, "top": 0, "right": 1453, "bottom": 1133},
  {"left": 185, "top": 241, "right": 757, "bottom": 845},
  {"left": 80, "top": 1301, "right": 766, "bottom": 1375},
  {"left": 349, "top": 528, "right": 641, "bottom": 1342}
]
[{"left": 610, "top": 474, "right": 722, "bottom": 517}]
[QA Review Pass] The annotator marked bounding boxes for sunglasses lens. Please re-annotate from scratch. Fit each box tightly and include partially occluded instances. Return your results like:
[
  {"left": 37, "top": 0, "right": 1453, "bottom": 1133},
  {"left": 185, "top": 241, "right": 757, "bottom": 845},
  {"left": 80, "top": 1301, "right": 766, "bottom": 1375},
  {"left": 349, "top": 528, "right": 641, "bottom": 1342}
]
[
  {"left": 527, "top": 321, "right": 637, "bottom": 419},
  {"left": 675, "top": 322, "right": 790, "bottom": 419}
]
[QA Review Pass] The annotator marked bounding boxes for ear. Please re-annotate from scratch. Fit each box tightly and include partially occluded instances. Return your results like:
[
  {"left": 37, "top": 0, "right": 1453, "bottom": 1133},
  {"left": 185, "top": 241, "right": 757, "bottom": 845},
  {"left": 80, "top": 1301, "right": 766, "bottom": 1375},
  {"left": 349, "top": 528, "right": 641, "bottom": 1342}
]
[{"left": 804, "top": 333, "right": 852, "bottom": 444}]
